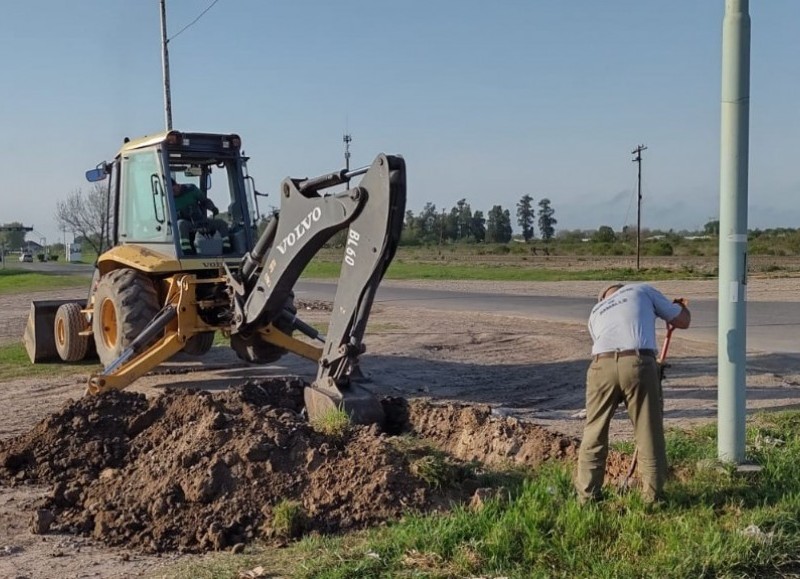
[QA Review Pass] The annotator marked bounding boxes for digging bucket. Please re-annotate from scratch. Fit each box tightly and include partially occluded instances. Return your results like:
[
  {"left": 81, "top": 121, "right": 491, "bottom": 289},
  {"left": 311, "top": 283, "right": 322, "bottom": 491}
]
[
  {"left": 23, "top": 300, "right": 87, "bottom": 363},
  {"left": 304, "top": 377, "right": 385, "bottom": 426}
]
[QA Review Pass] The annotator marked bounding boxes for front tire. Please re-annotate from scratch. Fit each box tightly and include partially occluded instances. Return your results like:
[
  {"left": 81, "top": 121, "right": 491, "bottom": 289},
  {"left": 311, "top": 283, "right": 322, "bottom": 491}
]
[
  {"left": 184, "top": 331, "right": 215, "bottom": 356},
  {"left": 92, "top": 269, "right": 160, "bottom": 367},
  {"left": 231, "top": 295, "right": 296, "bottom": 364},
  {"left": 54, "top": 303, "right": 89, "bottom": 362}
]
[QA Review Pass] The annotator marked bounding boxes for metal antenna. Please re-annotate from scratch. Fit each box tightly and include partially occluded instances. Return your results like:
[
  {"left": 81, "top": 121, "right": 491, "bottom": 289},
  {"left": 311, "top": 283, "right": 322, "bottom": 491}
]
[
  {"left": 631, "top": 144, "right": 647, "bottom": 271},
  {"left": 343, "top": 132, "right": 352, "bottom": 172},
  {"left": 159, "top": 0, "right": 173, "bottom": 130}
]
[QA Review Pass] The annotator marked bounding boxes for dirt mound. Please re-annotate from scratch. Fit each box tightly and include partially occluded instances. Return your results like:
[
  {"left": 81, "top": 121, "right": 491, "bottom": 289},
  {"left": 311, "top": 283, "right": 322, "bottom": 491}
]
[
  {"left": 402, "top": 400, "right": 579, "bottom": 466},
  {"left": 0, "top": 380, "right": 624, "bottom": 554},
  {"left": 397, "top": 400, "right": 632, "bottom": 481}
]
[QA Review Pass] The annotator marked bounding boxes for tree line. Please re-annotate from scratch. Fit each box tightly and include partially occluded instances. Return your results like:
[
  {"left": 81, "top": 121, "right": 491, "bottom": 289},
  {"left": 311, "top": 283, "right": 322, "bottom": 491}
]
[{"left": 402, "top": 195, "right": 557, "bottom": 245}]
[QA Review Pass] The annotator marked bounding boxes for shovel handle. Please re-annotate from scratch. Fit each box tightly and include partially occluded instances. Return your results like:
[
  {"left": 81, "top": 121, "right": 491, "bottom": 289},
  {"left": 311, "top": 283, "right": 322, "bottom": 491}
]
[{"left": 658, "top": 325, "right": 676, "bottom": 364}]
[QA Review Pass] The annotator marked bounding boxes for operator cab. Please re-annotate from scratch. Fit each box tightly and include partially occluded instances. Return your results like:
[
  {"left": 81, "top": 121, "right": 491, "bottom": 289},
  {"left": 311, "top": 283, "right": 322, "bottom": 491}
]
[{"left": 87, "top": 131, "right": 263, "bottom": 262}]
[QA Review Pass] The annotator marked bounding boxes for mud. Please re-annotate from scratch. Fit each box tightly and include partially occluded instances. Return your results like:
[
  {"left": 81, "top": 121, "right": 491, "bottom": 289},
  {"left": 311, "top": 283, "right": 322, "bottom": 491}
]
[{"left": 0, "top": 378, "right": 616, "bottom": 554}]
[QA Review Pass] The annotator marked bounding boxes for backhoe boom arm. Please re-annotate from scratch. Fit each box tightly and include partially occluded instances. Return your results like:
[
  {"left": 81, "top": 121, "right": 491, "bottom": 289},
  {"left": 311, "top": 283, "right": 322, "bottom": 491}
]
[{"left": 231, "top": 154, "right": 406, "bottom": 423}]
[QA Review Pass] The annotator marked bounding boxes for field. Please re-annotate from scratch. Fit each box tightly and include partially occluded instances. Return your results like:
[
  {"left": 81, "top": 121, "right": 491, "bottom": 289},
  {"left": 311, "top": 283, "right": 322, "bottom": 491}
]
[{"left": 0, "top": 261, "right": 799, "bottom": 577}]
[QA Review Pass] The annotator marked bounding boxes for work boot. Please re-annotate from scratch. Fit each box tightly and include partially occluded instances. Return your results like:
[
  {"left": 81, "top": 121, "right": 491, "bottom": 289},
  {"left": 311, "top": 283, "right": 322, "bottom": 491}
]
[{"left": 180, "top": 238, "right": 195, "bottom": 255}]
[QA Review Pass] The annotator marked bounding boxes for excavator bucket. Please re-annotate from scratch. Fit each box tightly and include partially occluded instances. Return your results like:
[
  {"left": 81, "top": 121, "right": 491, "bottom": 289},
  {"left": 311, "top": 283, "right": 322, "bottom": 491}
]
[
  {"left": 304, "top": 377, "right": 385, "bottom": 426},
  {"left": 24, "top": 300, "right": 85, "bottom": 363}
]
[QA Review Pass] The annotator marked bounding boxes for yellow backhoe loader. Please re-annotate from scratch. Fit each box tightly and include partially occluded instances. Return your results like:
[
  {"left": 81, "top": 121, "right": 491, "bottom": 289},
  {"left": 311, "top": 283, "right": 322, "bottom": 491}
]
[{"left": 24, "top": 131, "right": 406, "bottom": 424}]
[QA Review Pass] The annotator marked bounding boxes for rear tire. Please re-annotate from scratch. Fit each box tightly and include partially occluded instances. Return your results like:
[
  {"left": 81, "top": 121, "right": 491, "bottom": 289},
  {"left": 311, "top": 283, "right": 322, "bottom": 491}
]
[
  {"left": 92, "top": 268, "right": 160, "bottom": 367},
  {"left": 54, "top": 303, "right": 89, "bottom": 362},
  {"left": 183, "top": 331, "right": 215, "bottom": 356}
]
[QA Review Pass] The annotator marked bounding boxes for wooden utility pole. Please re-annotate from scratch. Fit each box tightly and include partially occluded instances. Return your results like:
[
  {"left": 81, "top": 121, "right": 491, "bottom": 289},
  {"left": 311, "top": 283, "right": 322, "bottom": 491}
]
[{"left": 631, "top": 144, "right": 647, "bottom": 270}]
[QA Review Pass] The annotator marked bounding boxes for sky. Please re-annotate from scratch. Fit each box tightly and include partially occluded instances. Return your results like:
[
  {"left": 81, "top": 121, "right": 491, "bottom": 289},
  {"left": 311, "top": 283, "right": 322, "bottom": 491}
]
[{"left": 1, "top": 0, "right": 798, "bottom": 244}]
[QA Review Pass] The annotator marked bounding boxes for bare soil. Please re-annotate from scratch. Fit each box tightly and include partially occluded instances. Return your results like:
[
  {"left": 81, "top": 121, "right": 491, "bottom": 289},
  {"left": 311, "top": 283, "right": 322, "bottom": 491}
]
[{"left": 1, "top": 280, "right": 799, "bottom": 578}]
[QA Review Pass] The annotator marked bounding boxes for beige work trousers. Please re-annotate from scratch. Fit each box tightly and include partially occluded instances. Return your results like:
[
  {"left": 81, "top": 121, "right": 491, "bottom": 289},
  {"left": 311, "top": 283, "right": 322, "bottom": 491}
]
[{"left": 574, "top": 353, "right": 667, "bottom": 503}]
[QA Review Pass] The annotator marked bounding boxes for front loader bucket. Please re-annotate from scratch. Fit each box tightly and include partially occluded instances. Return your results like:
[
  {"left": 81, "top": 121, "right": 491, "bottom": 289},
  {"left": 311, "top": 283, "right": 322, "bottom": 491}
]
[
  {"left": 304, "top": 377, "right": 385, "bottom": 426},
  {"left": 23, "top": 300, "right": 86, "bottom": 363}
]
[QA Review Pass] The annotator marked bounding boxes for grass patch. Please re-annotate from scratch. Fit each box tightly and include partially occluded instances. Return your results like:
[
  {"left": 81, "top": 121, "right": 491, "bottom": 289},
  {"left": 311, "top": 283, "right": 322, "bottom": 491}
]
[
  {"left": 271, "top": 500, "right": 306, "bottom": 539},
  {"left": 0, "top": 342, "right": 95, "bottom": 381},
  {"left": 302, "top": 261, "right": 713, "bottom": 282},
  {"left": 309, "top": 406, "right": 351, "bottom": 438},
  {"left": 155, "top": 410, "right": 800, "bottom": 578},
  {"left": 391, "top": 435, "right": 477, "bottom": 489},
  {"left": 0, "top": 270, "right": 89, "bottom": 295}
]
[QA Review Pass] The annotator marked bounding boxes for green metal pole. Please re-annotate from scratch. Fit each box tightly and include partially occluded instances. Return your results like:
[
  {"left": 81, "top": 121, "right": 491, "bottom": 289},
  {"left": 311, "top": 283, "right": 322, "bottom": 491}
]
[{"left": 717, "top": 0, "right": 750, "bottom": 462}]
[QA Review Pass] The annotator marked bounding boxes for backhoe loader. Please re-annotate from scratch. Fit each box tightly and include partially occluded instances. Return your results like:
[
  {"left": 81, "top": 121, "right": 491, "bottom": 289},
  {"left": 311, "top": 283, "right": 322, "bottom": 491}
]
[{"left": 24, "top": 130, "right": 406, "bottom": 424}]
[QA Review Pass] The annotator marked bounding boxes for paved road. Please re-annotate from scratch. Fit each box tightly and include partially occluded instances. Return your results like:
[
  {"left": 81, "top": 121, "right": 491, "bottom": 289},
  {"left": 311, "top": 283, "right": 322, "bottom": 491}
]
[
  {"left": 296, "top": 280, "right": 800, "bottom": 355},
  {"left": 2, "top": 262, "right": 94, "bottom": 275},
  {"left": 10, "top": 264, "right": 798, "bottom": 355}
]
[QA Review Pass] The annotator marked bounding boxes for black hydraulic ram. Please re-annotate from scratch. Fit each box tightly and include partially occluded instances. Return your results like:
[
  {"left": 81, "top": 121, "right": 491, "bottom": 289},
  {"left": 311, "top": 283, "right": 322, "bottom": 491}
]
[{"left": 297, "top": 165, "right": 369, "bottom": 194}]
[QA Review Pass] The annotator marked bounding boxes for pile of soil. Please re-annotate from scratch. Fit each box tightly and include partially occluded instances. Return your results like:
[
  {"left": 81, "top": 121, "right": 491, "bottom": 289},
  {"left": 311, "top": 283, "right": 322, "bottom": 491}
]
[{"left": 0, "top": 379, "right": 629, "bottom": 554}]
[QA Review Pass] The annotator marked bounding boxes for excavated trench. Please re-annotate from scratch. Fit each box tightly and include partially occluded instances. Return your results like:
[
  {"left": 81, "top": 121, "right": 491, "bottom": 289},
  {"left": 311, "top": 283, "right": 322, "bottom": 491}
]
[{"left": 0, "top": 378, "right": 632, "bottom": 553}]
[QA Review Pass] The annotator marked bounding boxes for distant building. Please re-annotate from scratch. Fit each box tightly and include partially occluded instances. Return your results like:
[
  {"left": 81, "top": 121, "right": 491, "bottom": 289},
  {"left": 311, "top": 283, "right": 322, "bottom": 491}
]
[{"left": 22, "top": 240, "right": 43, "bottom": 253}]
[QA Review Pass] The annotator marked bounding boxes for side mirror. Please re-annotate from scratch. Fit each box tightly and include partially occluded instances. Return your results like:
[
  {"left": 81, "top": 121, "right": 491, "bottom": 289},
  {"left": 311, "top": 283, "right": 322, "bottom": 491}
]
[{"left": 85, "top": 162, "right": 109, "bottom": 182}]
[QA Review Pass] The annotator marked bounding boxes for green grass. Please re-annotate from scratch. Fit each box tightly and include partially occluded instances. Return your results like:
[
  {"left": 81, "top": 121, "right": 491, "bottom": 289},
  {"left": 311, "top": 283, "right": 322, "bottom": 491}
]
[
  {"left": 309, "top": 406, "right": 351, "bottom": 438},
  {"left": 301, "top": 261, "right": 714, "bottom": 282},
  {"left": 155, "top": 410, "right": 800, "bottom": 578},
  {"left": 0, "top": 270, "right": 89, "bottom": 294},
  {"left": 0, "top": 342, "right": 96, "bottom": 381},
  {"left": 272, "top": 500, "right": 307, "bottom": 539}
]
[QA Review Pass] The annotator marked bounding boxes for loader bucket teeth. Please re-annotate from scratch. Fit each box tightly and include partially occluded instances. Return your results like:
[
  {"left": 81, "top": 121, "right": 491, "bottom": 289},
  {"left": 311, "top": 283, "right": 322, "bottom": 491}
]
[{"left": 304, "top": 378, "right": 385, "bottom": 426}]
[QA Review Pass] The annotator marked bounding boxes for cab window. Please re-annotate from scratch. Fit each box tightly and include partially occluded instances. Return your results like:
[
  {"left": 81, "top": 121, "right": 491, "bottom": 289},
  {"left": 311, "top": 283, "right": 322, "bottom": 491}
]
[{"left": 119, "top": 150, "right": 168, "bottom": 242}]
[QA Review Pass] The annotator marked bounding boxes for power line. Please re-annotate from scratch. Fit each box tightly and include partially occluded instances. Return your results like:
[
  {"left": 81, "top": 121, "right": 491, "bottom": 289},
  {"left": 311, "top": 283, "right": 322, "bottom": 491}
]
[{"left": 168, "top": 0, "right": 221, "bottom": 42}]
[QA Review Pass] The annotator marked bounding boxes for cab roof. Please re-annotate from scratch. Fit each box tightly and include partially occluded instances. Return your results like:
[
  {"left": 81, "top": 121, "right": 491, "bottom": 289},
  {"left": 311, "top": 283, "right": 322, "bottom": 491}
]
[{"left": 116, "top": 131, "right": 242, "bottom": 156}]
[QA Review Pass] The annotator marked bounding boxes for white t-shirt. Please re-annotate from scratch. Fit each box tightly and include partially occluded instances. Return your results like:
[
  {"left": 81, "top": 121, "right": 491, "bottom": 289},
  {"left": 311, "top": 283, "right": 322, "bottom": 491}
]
[{"left": 587, "top": 283, "right": 682, "bottom": 355}]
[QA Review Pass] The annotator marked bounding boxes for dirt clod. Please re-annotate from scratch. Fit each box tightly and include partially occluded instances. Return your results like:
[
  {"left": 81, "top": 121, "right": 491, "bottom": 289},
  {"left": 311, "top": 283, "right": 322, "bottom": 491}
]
[{"left": 30, "top": 509, "right": 54, "bottom": 534}]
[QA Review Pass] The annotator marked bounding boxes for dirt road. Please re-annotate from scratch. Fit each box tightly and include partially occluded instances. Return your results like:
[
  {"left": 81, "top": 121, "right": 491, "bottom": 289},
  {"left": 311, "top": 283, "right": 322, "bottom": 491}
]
[{"left": 1, "top": 279, "right": 799, "bottom": 578}]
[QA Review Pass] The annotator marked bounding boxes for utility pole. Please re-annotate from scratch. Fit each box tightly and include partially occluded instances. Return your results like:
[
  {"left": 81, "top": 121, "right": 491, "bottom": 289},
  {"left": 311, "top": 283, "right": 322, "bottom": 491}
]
[
  {"left": 159, "top": 0, "right": 173, "bottom": 130},
  {"left": 631, "top": 144, "right": 647, "bottom": 270},
  {"left": 717, "top": 0, "right": 750, "bottom": 464}
]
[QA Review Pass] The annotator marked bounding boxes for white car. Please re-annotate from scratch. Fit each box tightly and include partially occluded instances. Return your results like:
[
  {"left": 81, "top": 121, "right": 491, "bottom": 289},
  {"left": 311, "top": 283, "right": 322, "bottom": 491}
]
[{"left": 19, "top": 253, "right": 33, "bottom": 263}]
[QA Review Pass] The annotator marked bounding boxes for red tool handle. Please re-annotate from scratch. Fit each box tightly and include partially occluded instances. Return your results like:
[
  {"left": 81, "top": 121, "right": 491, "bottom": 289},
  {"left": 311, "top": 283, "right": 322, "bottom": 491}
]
[{"left": 658, "top": 325, "right": 675, "bottom": 364}]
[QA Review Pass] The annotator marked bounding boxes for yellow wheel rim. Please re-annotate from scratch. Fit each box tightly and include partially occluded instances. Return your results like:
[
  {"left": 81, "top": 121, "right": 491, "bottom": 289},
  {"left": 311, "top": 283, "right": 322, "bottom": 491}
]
[
  {"left": 100, "top": 298, "right": 118, "bottom": 350},
  {"left": 56, "top": 317, "right": 66, "bottom": 347}
]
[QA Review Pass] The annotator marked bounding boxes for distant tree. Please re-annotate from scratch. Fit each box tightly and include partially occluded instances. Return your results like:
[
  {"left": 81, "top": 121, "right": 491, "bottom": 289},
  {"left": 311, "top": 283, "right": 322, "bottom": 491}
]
[
  {"left": 455, "top": 198, "right": 473, "bottom": 240},
  {"left": 0, "top": 221, "right": 28, "bottom": 250},
  {"left": 445, "top": 206, "right": 459, "bottom": 241},
  {"left": 417, "top": 202, "right": 439, "bottom": 243},
  {"left": 404, "top": 209, "right": 415, "bottom": 230},
  {"left": 501, "top": 208, "right": 513, "bottom": 242},
  {"left": 54, "top": 183, "right": 110, "bottom": 254},
  {"left": 704, "top": 219, "right": 720, "bottom": 236},
  {"left": 537, "top": 198, "right": 557, "bottom": 242},
  {"left": 486, "top": 205, "right": 512, "bottom": 243},
  {"left": 400, "top": 209, "right": 420, "bottom": 245},
  {"left": 471, "top": 210, "right": 486, "bottom": 242},
  {"left": 619, "top": 225, "right": 635, "bottom": 243},
  {"left": 516, "top": 194, "right": 535, "bottom": 242},
  {"left": 592, "top": 225, "right": 616, "bottom": 243}
]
